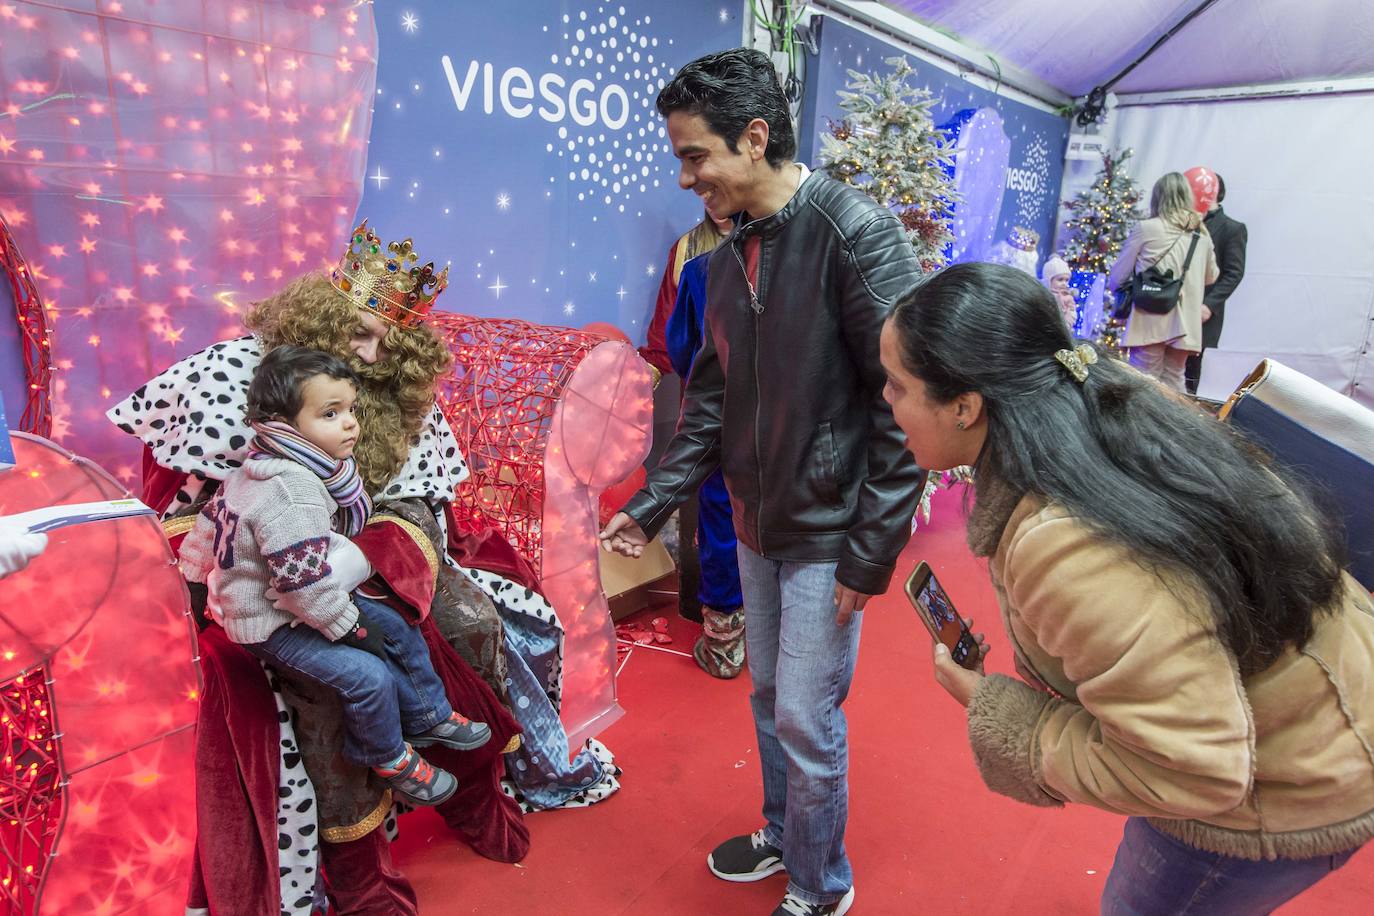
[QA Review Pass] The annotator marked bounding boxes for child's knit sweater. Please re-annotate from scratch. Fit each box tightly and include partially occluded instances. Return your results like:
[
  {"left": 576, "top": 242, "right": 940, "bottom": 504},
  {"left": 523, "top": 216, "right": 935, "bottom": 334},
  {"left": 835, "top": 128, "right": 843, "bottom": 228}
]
[{"left": 180, "top": 456, "right": 358, "bottom": 644}]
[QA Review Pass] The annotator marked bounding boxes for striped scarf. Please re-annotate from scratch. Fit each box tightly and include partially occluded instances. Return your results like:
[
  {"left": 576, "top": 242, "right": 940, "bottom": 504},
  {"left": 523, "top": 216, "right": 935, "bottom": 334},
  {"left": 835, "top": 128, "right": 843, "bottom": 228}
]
[{"left": 248, "top": 419, "right": 372, "bottom": 537}]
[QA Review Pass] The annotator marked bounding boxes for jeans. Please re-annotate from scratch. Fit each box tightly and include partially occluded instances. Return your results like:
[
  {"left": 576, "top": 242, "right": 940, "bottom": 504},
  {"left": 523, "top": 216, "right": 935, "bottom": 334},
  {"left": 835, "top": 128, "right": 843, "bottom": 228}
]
[
  {"left": 245, "top": 595, "right": 452, "bottom": 767},
  {"left": 738, "top": 543, "right": 862, "bottom": 906},
  {"left": 1128, "top": 343, "right": 1190, "bottom": 392},
  {"left": 1101, "top": 818, "right": 1360, "bottom": 915}
]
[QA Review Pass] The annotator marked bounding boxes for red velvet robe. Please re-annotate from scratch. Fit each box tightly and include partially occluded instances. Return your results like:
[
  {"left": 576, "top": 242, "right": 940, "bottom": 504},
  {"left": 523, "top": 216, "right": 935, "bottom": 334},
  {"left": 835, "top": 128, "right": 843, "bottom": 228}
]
[{"left": 154, "top": 453, "right": 532, "bottom": 914}]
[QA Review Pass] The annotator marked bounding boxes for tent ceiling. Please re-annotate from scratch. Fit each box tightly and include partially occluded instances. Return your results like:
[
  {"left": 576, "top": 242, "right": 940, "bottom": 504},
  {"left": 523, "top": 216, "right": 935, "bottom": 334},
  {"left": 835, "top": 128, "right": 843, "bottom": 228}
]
[{"left": 883, "top": 0, "right": 1374, "bottom": 96}]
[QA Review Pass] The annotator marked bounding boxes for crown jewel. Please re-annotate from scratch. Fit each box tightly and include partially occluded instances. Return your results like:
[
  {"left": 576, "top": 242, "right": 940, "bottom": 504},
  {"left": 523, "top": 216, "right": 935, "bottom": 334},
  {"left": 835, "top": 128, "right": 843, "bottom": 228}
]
[
  {"left": 329, "top": 219, "right": 447, "bottom": 329},
  {"left": 1008, "top": 225, "right": 1040, "bottom": 252}
]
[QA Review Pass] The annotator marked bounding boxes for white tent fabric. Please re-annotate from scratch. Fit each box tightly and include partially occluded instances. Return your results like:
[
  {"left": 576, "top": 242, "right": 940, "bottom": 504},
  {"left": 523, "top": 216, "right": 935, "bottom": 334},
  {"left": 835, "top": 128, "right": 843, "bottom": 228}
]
[
  {"left": 1104, "top": 94, "right": 1374, "bottom": 406},
  {"left": 887, "top": 0, "right": 1374, "bottom": 95}
]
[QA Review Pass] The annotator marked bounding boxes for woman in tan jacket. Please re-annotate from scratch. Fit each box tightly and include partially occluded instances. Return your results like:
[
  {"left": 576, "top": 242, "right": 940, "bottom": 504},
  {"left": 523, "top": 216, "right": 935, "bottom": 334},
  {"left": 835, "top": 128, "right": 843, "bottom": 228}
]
[
  {"left": 879, "top": 262, "right": 1374, "bottom": 914},
  {"left": 1109, "top": 172, "right": 1219, "bottom": 392}
]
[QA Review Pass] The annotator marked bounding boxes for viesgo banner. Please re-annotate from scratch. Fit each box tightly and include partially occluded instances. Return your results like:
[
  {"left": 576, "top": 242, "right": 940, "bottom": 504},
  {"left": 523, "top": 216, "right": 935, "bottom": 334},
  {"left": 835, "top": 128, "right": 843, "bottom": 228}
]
[{"left": 359, "top": 1, "right": 741, "bottom": 335}]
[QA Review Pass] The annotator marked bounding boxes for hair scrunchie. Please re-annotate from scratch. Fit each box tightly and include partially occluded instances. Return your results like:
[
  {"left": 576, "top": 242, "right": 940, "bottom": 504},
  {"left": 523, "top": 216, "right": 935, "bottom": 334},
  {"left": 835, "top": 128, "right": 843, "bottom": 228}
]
[{"left": 1054, "top": 344, "right": 1098, "bottom": 384}]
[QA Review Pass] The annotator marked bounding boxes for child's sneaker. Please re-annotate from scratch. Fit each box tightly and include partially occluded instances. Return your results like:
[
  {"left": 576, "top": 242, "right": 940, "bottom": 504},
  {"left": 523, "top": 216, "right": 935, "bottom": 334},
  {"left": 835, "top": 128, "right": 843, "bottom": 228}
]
[
  {"left": 374, "top": 746, "right": 457, "bottom": 806},
  {"left": 407, "top": 711, "right": 492, "bottom": 751}
]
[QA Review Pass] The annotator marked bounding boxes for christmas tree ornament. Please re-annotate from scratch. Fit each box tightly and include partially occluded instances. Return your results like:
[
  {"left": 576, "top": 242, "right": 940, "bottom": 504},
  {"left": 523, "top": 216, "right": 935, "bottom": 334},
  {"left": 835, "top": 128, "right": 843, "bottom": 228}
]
[
  {"left": 1060, "top": 148, "right": 1144, "bottom": 276},
  {"left": 819, "top": 56, "right": 960, "bottom": 269}
]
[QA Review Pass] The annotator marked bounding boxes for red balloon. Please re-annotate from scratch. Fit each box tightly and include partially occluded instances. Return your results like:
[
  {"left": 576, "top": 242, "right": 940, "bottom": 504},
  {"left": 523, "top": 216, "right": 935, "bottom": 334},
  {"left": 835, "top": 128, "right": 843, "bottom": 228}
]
[
  {"left": 598, "top": 465, "right": 646, "bottom": 527},
  {"left": 581, "top": 321, "right": 632, "bottom": 344},
  {"left": 1184, "top": 166, "right": 1219, "bottom": 214}
]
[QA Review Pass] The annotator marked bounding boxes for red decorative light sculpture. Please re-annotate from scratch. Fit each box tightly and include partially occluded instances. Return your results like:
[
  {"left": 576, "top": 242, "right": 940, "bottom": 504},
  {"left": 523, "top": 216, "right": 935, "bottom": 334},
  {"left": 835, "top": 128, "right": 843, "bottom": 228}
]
[
  {"left": 0, "top": 432, "right": 199, "bottom": 913},
  {"left": 431, "top": 315, "right": 653, "bottom": 744}
]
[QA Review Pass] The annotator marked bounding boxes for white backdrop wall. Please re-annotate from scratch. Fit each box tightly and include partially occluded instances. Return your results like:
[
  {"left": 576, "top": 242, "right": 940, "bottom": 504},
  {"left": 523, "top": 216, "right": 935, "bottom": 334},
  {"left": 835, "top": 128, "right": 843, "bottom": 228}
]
[{"left": 1103, "top": 93, "right": 1374, "bottom": 406}]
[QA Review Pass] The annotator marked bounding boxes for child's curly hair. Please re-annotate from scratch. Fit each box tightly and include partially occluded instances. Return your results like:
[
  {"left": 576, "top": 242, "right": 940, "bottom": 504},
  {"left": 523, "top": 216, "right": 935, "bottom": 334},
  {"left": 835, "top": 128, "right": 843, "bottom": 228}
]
[{"left": 246, "top": 273, "right": 453, "bottom": 494}]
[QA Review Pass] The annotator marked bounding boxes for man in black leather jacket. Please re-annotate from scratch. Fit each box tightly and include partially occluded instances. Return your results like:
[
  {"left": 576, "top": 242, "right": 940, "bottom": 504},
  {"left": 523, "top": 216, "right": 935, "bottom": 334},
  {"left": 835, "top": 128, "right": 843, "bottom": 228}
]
[
  {"left": 600, "top": 49, "right": 925, "bottom": 916},
  {"left": 1185, "top": 174, "right": 1248, "bottom": 395}
]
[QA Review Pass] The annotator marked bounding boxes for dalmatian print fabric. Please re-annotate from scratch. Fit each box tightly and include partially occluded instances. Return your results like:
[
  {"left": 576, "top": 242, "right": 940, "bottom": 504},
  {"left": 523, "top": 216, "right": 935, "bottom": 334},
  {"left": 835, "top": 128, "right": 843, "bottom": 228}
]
[
  {"left": 261, "top": 666, "right": 323, "bottom": 916},
  {"left": 106, "top": 336, "right": 469, "bottom": 503}
]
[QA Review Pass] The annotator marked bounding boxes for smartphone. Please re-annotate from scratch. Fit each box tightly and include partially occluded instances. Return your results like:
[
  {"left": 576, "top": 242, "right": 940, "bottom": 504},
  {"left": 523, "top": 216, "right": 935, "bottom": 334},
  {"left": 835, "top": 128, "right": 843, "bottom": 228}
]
[{"left": 904, "top": 561, "right": 980, "bottom": 670}]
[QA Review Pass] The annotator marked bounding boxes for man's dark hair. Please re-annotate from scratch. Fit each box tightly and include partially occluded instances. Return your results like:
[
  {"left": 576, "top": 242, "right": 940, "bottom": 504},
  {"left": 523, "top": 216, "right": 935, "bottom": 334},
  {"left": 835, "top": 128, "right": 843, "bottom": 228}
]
[
  {"left": 1216, "top": 173, "right": 1227, "bottom": 203},
  {"left": 656, "top": 48, "right": 796, "bottom": 167},
  {"left": 247, "top": 345, "right": 360, "bottom": 423}
]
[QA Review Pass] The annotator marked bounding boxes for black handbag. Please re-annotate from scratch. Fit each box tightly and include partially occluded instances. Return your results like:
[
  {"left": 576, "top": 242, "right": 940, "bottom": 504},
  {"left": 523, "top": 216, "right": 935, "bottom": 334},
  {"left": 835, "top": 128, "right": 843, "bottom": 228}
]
[{"left": 1117, "top": 229, "right": 1201, "bottom": 317}]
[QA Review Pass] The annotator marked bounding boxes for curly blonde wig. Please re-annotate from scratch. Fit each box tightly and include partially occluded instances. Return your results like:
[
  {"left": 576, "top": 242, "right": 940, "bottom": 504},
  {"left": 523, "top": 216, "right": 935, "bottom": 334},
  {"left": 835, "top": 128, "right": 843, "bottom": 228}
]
[{"left": 246, "top": 273, "right": 453, "bottom": 494}]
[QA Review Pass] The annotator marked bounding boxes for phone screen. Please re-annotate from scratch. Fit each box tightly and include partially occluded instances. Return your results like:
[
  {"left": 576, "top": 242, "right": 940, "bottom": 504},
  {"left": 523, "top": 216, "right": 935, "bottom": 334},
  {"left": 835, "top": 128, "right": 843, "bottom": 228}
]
[{"left": 912, "top": 569, "right": 978, "bottom": 668}]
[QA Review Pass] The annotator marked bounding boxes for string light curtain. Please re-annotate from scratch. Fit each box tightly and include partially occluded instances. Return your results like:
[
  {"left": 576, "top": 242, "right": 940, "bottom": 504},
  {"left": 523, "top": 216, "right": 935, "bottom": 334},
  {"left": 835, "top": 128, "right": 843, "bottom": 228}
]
[{"left": 0, "top": 0, "right": 376, "bottom": 480}]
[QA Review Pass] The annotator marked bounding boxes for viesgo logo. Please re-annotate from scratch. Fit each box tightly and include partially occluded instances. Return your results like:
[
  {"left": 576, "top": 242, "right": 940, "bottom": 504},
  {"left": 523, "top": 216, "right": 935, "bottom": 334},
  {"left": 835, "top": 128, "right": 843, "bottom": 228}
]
[
  {"left": 439, "top": 7, "right": 670, "bottom": 133},
  {"left": 437, "top": 7, "right": 677, "bottom": 209},
  {"left": 441, "top": 59, "right": 632, "bottom": 130}
]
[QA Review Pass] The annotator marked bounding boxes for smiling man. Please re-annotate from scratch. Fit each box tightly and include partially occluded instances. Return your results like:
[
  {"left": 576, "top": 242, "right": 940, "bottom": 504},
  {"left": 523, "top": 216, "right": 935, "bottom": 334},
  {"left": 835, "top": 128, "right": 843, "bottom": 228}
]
[{"left": 599, "top": 48, "right": 926, "bottom": 916}]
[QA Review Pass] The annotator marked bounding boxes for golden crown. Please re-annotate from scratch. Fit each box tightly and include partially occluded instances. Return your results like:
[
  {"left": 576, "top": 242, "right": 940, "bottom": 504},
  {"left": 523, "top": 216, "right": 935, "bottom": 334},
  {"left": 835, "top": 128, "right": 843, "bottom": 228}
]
[{"left": 329, "top": 219, "right": 447, "bottom": 329}]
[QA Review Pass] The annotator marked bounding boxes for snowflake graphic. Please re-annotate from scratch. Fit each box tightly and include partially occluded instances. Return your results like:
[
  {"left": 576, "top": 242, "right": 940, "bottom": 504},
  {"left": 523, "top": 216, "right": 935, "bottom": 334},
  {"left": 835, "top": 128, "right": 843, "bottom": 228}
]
[
  {"left": 1016, "top": 134, "right": 1054, "bottom": 225},
  {"left": 401, "top": 11, "right": 418, "bottom": 34},
  {"left": 546, "top": 6, "right": 675, "bottom": 209}
]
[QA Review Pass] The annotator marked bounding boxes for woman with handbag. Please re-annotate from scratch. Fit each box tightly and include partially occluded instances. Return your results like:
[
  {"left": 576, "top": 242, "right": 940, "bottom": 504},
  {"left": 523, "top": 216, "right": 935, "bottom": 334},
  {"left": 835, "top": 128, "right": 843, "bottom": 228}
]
[
  {"left": 878, "top": 262, "right": 1374, "bottom": 914},
  {"left": 1109, "top": 172, "right": 1219, "bottom": 391}
]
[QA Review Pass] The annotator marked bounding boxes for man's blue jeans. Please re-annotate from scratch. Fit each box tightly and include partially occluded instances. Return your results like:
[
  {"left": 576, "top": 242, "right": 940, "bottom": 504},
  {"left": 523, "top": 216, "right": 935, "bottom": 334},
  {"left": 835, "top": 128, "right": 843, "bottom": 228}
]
[
  {"left": 1102, "top": 817, "right": 1361, "bottom": 915},
  {"left": 244, "top": 595, "right": 452, "bottom": 767},
  {"left": 738, "top": 543, "right": 862, "bottom": 906}
]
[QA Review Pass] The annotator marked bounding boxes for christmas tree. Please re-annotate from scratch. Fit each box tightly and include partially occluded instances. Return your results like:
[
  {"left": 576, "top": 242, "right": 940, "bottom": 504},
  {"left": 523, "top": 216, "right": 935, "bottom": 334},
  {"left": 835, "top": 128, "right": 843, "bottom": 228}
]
[
  {"left": 819, "top": 57, "right": 960, "bottom": 272},
  {"left": 1060, "top": 148, "right": 1144, "bottom": 275}
]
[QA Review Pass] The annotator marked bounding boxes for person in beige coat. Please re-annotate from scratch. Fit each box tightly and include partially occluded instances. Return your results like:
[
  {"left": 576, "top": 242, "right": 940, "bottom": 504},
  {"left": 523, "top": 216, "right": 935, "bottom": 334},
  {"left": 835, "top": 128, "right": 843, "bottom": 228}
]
[
  {"left": 880, "top": 262, "right": 1373, "bottom": 914},
  {"left": 1108, "top": 172, "right": 1219, "bottom": 392}
]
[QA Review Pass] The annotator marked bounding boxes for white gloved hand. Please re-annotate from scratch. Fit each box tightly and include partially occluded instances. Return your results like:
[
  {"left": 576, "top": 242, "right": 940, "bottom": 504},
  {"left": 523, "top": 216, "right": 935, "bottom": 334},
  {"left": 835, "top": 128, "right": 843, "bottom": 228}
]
[
  {"left": 0, "top": 517, "right": 48, "bottom": 579},
  {"left": 326, "top": 531, "right": 374, "bottom": 593},
  {"left": 264, "top": 531, "right": 374, "bottom": 609}
]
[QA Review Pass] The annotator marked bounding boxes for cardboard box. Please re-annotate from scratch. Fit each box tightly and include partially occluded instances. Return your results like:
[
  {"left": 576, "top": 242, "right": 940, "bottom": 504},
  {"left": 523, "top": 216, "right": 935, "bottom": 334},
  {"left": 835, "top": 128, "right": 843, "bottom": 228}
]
[{"left": 599, "top": 534, "right": 676, "bottom": 621}]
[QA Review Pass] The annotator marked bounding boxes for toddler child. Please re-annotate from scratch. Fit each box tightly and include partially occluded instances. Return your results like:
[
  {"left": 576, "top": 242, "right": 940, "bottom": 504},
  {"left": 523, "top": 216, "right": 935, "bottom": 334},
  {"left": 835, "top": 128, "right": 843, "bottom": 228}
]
[{"left": 180, "top": 345, "right": 489, "bottom": 806}]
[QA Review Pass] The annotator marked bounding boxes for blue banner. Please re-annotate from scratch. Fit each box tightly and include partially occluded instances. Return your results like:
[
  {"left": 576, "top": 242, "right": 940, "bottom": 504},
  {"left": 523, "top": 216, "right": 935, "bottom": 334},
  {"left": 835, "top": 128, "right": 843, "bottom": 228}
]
[
  {"left": 798, "top": 16, "right": 1069, "bottom": 269},
  {"left": 359, "top": 2, "right": 741, "bottom": 338}
]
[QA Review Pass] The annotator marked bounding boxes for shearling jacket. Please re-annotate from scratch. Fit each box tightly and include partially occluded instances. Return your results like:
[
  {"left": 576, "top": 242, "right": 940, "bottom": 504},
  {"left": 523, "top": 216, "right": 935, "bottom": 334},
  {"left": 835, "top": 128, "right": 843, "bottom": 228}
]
[
  {"left": 966, "top": 492, "right": 1374, "bottom": 860},
  {"left": 1109, "top": 216, "right": 1220, "bottom": 352},
  {"left": 623, "top": 167, "right": 926, "bottom": 595}
]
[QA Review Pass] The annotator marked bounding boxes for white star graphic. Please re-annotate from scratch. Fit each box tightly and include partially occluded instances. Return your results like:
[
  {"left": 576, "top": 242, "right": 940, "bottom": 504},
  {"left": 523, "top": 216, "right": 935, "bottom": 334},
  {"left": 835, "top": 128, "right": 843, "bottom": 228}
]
[
  {"left": 488, "top": 276, "right": 507, "bottom": 299},
  {"left": 401, "top": 12, "right": 419, "bottom": 34},
  {"left": 497, "top": 193, "right": 511, "bottom": 211},
  {"left": 588, "top": 271, "right": 597, "bottom": 283},
  {"left": 645, "top": 264, "right": 657, "bottom": 277},
  {"left": 719, "top": 8, "right": 729, "bottom": 22},
  {"left": 370, "top": 167, "right": 388, "bottom": 190},
  {"left": 616, "top": 286, "right": 628, "bottom": 301},
  {"left": 563, "top": 302, "right": 576, "bottom": 316}
]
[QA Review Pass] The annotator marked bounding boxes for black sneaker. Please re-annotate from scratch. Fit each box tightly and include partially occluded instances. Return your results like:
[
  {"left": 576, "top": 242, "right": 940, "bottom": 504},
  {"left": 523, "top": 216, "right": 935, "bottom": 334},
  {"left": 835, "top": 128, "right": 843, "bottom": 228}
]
[
  {"left": 773, "top": 887, "right": 855, "bottom": 916},
  {"left": 707, "top": 829, "right": 785, "bottom": 883}
]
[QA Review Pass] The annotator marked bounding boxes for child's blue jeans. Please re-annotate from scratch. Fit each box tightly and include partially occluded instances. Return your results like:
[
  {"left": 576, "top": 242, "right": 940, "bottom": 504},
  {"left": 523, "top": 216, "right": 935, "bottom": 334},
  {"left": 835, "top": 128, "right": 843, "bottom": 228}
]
[{"left": 244, "top": 595, "right": 452, "bottom": 767}]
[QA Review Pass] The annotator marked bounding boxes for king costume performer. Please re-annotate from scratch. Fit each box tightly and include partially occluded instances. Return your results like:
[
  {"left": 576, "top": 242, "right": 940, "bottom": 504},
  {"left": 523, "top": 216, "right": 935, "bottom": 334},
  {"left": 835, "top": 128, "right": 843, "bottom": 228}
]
[{"left": 107, "top": 219, "right": 620, "bottom": 915}]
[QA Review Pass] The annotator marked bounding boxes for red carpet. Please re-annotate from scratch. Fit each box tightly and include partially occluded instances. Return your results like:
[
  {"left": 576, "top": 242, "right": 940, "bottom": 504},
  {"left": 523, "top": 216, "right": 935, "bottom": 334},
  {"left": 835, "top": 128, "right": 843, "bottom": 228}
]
[{"left": 392, "top": 487, "right": 1373, "bottom": 913}]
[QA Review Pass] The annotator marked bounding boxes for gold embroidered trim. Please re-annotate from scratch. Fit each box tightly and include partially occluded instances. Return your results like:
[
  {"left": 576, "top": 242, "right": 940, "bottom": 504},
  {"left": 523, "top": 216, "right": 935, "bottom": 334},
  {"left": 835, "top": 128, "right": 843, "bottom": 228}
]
[
  {"left": 161, "top": 515, "right": 197, "bottom": 539},
  {"left": 321, "top": 789, "right": 392, "bottom": 844},
  {"left": 365, "top": 516, "right": 439, "bottom": 584},
  {"left": 501, "top": 734, "right": 522, "bottom": 754}
]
